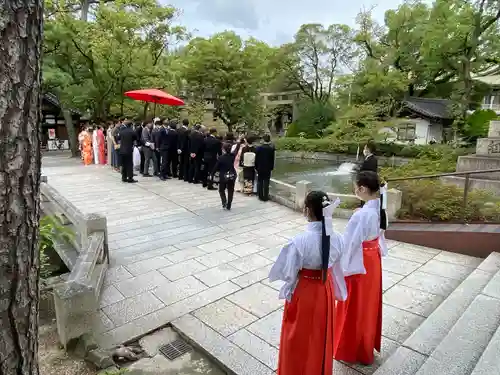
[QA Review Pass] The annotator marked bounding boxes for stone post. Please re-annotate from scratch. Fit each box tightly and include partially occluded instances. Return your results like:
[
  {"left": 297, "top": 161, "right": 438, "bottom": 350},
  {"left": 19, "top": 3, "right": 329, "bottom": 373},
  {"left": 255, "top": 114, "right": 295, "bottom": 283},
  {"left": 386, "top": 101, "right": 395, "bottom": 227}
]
[
  {"left": 386, "top": 188, "right": 402, "bottom": 221},
  {"left": 80, "top": 213, "right": 108, "bottom": 260},
  {"left": 295, "top": 180, "right": 312, "bottom": 211},
  {"left": 53, "top": 282, "right": 98, "bottom": 348}
]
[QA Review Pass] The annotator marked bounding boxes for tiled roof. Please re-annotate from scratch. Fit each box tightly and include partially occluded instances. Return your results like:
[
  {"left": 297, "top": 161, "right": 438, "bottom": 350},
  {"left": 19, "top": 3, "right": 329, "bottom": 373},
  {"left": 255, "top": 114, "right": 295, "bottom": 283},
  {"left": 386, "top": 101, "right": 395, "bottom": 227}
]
[{"left": 402, "top": 97, "right": 453, "bottom": 120}]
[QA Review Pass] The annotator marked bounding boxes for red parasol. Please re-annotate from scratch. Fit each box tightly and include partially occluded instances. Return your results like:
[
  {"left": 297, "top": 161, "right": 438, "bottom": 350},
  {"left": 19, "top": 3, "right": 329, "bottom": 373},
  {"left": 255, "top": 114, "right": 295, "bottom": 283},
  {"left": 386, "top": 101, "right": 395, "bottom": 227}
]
[{"left": 124, "top": 89, "right": 184, "bottom": 116}]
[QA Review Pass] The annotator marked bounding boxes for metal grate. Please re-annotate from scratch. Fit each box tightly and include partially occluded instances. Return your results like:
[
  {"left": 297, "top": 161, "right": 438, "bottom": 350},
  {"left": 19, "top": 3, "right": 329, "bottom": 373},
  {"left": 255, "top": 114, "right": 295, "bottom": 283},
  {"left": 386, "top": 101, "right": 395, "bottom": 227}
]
[{"left": 159, "top": 339, "right": 192, "bottom": 360}]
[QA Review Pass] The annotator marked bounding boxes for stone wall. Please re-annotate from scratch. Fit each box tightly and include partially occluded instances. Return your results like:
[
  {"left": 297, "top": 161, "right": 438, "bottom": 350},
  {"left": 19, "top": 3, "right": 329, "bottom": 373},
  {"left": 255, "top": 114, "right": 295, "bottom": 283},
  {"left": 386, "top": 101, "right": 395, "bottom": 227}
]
[{"left": 276, "top": 150, "right": 411, "bottom": 166}]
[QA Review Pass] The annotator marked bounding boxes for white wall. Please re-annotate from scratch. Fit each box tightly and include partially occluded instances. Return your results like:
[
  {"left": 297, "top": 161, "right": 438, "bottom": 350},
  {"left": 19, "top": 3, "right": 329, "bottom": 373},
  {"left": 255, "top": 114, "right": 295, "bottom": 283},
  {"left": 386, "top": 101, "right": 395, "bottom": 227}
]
[{"left": 378, "top": 117, "right": 443, "bottom": 145}]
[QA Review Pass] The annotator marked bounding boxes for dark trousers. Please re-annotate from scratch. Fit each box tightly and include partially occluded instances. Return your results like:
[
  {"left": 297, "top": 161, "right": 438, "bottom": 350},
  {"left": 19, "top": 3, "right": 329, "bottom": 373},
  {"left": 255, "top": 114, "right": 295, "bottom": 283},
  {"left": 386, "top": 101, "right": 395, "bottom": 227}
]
[
  {"left": 160, "top": 149, "right": 170, "bottom": 178},
  {"left": 154, "top": 150, "right": 161, "bottom": 175},
  {"left": 120, "top": 153, "right": 134, "bottom": 181},
  {"left": 202, "top": 158, "right": 216, "bottom": 188},
  {"left": 257, "top": 172, "right": 271, "bottom": 201},
  {"left": 139, "top": 147, "right": 145, "bottom": 174},
  {"left": 188, "top": 155, "right": 202, "bottom": 183},
  {"left": 178, "top": 152, "right": 189, "bottom": 180},
  {"left": 168, "top": 151, "right": 178, "bottom": 177},
  {"left": 115, "top": 149, "right": 121, "bottom": 168},
  {"left": 219, "top": 179, "right": 235, "bottom": 209},
  {"left": 143, "top": 147, "right": 158, "bottom": 175}
]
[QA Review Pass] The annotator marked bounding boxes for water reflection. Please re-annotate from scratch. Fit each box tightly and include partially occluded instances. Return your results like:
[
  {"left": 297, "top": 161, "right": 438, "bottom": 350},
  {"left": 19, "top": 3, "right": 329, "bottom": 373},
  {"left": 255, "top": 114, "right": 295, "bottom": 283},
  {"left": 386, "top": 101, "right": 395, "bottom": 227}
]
[{"left": 273, "top": 158, "right": 357, "bottom": 194}]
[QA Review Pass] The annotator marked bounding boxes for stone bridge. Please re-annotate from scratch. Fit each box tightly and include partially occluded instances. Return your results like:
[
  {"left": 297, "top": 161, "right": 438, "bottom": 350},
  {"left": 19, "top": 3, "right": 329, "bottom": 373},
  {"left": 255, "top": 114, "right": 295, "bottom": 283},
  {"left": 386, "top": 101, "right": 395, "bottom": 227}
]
[{"left": 42, "top": 154, "right": 500, "bottom": 375}]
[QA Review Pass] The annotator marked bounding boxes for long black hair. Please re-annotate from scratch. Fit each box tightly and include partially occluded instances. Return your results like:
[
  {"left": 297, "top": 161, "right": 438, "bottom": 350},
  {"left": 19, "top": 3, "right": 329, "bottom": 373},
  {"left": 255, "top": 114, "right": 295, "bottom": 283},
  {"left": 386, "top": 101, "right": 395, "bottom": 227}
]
[
  {"left": 304, "top": 191, "right": 331, "bottom": 283},
  {"left": 355, "top": 171, "right": 387, "bottom": 230}
]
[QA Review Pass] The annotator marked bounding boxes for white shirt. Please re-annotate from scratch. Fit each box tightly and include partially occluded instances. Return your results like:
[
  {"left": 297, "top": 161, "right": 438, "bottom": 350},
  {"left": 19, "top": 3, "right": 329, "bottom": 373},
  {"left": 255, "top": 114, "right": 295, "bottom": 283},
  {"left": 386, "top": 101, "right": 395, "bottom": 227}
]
[
  {"left": 339, "top": 199, "right": 388, "bottom": 277},
  {"left": 268, "top": 221, "right": 347, "bottom": 302}
]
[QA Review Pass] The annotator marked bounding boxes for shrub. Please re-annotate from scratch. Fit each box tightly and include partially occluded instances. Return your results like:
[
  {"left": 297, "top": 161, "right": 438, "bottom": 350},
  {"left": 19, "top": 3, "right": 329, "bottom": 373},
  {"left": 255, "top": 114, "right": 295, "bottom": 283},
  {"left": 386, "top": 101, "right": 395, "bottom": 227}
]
[
  {"left": 394, "top": 180, "right": 500, "bottom": 222},
  {"left": 274, "top": 137, "right": 474, "bottom": 159}
]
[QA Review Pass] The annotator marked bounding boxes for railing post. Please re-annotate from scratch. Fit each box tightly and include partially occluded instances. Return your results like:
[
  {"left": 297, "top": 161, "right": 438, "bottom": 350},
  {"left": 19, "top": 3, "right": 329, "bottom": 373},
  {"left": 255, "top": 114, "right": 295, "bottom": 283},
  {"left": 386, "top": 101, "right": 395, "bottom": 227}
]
[{"left": 463, "top": 174, "right": 470, "bottom": 223}]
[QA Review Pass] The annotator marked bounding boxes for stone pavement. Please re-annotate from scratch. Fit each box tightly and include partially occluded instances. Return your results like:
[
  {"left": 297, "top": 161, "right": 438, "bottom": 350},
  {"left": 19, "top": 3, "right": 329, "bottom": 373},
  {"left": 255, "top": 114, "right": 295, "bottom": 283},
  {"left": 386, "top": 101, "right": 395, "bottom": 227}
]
[{"left": 42, "top": 154, "right": 487, "bottom": 375}]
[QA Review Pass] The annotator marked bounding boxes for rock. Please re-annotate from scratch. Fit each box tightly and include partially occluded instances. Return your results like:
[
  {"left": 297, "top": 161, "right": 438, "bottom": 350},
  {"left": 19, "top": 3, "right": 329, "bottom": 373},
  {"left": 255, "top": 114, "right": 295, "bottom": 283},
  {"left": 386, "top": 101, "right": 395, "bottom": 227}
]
[
  {"left": 97, "top": 366, "right": 120, "bottom": 375},
  {"left": 73, "top": 333, "right": 98, "bottom": 358},
  {"left": 86, "top": 348, "right": 115, "bottom": 369}
]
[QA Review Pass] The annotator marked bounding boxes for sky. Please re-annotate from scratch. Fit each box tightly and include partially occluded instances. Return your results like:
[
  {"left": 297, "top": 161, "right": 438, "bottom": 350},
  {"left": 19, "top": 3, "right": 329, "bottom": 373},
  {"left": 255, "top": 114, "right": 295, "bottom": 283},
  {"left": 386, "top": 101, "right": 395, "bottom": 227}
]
[{"left": 163, "top": 0, "right": 422, "bottom": 45}]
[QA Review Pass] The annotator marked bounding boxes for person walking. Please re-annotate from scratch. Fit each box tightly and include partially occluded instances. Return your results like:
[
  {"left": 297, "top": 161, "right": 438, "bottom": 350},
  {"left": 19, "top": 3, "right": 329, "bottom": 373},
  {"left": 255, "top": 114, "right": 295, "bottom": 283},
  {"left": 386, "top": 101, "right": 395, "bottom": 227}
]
[
  {"left": 152, "top": 119, "right": 162, "bottom": 175},
  {"left": 188, "top": 124, "right": 205, "bottom": 183},
  {"left": 213, "top": 143, "right": 237, "bottom": 210},
  {"left": 240, "top": 136, "right": 256, "bottom": 195},
  {"left": 202, "top": 127, "right": 222, "bottom": 190},
  {"left": 255, "top": 134, "right": 275, "bottom": 201},
  {"left": 269, "top": 191, "right": 346, "bottom": 375},
  {"left": 141, "top": 120, "right": 158, "bottom": 177},
  {"left": 116, "top": 121, "right": 138, "bottom": 183}
]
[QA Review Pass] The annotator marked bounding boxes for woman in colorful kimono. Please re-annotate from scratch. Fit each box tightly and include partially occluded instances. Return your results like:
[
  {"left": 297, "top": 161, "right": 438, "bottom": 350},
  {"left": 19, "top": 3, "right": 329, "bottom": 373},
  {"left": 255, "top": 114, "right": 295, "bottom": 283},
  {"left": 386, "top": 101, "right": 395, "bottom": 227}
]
[
  {"left": 97, "top": 125, "right": 106, "bottom": 164},
  {"left": 81, "top": 127, "right": 93, "bottom": 166},
  {"left": 333, "top": 170, "right": 388, "bottom": 365},
  {"left": 269, "top": 191, "right": 347, "bottom": 375}
]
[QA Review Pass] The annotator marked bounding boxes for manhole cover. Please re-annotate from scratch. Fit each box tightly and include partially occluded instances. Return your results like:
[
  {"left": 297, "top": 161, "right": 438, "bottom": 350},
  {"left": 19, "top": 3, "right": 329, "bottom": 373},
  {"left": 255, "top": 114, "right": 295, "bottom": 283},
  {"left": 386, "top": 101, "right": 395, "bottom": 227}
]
[{"left": 159, "top": 339, "right": 192, "bottom": 361}]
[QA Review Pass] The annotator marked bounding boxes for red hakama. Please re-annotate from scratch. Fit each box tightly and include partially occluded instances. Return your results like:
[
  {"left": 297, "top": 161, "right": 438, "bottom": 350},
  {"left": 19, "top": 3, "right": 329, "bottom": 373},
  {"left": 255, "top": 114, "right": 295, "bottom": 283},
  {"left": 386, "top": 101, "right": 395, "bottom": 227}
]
[
  {"left": 333, "top": 238, "right": 382, "bottom": 365},
  {"left": 277, "top": 268, "right": 335, "bottom": 375}
]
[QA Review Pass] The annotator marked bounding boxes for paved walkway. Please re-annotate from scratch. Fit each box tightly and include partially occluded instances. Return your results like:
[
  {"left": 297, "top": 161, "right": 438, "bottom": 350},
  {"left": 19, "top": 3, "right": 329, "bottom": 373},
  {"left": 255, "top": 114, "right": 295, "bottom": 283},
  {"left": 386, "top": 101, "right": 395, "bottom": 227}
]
[{"left": 42, "top": 154, "right": 485, "bottom": 375}]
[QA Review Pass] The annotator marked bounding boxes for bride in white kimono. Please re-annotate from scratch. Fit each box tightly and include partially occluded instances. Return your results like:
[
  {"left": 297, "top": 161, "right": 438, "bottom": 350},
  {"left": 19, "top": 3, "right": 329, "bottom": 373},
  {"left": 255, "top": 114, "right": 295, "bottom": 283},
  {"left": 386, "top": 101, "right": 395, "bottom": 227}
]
[
  {"left": 92, "top": 127, "right": 99, "bottom": 164},
  {"left": 268, "top": 191, "right": 346, "bottom": 375}
]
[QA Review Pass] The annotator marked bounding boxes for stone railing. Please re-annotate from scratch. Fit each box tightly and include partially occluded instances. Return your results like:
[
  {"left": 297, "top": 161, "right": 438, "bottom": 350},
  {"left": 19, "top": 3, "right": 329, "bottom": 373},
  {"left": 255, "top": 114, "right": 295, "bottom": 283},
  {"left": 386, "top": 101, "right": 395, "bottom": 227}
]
[
  {"left": 269, "top": 177, "right": 402, "bottom": 220},
  {"left": 40, "top": 177, "right": 109, "bottom": 348}
]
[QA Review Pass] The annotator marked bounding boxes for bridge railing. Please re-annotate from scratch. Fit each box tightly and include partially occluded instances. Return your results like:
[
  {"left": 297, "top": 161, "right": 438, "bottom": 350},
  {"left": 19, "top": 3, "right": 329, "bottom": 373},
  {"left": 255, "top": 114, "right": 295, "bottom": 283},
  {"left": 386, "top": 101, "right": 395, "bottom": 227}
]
[
  {"left": 40, "top": 177, "right": 109, "bottom": 347},
  {"left": 386, "top": 168, "right": 500, "bottom": 224}
]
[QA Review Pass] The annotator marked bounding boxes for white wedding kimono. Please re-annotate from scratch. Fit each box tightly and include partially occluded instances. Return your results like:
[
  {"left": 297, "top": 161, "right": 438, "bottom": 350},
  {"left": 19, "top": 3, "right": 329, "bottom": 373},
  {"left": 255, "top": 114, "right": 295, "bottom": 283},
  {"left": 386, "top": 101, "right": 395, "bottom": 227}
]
[{"left": 92, "top": 129, "right": 99, "bottom": 164}]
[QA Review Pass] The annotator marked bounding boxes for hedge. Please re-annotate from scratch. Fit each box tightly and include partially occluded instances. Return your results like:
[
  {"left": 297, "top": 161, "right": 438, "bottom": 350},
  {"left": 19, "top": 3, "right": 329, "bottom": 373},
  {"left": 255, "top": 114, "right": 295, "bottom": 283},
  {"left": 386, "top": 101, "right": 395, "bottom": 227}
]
[{"left": 274, "top": 137, "right": 473, "bottom": 159}]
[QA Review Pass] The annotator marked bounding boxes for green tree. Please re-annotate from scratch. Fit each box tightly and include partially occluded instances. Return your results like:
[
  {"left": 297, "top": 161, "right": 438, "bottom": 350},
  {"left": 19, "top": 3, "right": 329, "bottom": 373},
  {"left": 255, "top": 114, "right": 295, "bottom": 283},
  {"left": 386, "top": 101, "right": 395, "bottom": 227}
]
[{"left": 182, "top": 32, "right": 278, "bottom": 132}]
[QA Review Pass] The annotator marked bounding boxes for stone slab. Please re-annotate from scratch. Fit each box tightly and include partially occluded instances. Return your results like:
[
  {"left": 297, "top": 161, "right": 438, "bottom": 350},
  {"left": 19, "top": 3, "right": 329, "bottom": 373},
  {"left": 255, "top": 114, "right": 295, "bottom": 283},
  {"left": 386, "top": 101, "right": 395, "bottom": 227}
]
[
  {"left": 113, "top": 270, "right": 169, "bottom": 298},
  {"left": 372, "top": 347, "right": 427, "bottom": 375},
  {"left": 102, "top": 291, "right": 164, "bottom": 327},
  {"left": 158, "top": 258, "right": 208, "bottom": 281},
  {"left": 172, "top": 314, "right": 274, "bottom": 375},
  {"left": 228, "top": 329, "right": 279, "bottom": 371},
  {"left": 482, "top": 269, "right": 500, "bottom": 300},
  {"left": 433, "top": 251, "right": 483, "bottom": 268},
  {"left": 194, "top": 264, "right": 243, "bottom": 287},
  {"left": 470, "top": 324, "right": 500, "bottom": 375},
  {"left": 398, "top": 271, "right": 462, "bottom": 297},
  {"left": 418, "top": 259, "right": 474, "bottom": 281},
  {"left": 231, "top": 265, "right": 273, "bottom": 289},
  {"left": 416, "top": 294, "right": 500, "bottom": 375},
  {"left": 383, "top": 285, "right": 444, "bottom": 317},
  {"left": 382, "top": 304, "right": 425, "bottom": 343},
  {"left": 389, "top": 245, "right": 437, "bottom": 264},
  {"left": 152, "top": 275, "right": 207, "bottom": 306},
  {"left": 477, "top": 252, "right": 500, "bottom": 273},
  {"left": 196, "top": 250, "right": 239, "bottom": 268},
  {"left": 404, "top": 269, "right": 493, "bottom": 355},
  {"left": 382, "top": 257, "right": 421, "bottom": 276},
  {"left": 246, "top": 309, "right": 283, "bottom": 348},
  {"left": 227, "top": 283, "right": 283, "bottom": 318},
  {"left": 193, "top": 298, "right": 259, "bottom": 337}
]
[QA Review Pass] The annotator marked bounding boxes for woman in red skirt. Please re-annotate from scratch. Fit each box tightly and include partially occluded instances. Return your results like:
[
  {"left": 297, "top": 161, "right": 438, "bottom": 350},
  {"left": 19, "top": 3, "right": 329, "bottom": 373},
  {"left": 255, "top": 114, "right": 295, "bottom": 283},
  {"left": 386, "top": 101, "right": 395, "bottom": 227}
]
[
  {"left": 269, "top": 191, "right": 347, "bottom": 375},
  {"left": 334, "top": 171, "right": 388, "bottom": 365}
]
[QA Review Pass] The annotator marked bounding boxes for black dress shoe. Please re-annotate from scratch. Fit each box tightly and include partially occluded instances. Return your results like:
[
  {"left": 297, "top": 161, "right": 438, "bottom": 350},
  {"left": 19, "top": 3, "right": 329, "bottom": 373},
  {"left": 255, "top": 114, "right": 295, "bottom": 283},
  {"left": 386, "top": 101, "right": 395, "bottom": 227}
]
[
  {"left": 127, "top": 179, "right": 138, "bottom": 183},
  {"left": 207, "top": 186, "right": 216, "bottom": 191}
]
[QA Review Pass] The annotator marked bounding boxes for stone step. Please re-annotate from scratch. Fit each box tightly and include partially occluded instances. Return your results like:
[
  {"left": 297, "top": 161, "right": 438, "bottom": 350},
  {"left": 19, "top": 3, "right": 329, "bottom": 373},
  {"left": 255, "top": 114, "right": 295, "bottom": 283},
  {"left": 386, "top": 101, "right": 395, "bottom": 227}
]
[
  {"left": 470, "top": 323, "right": 500, "bottom": 375},
  {"left": 373, "top": 252, "right": 500, "bottom": 375},
  {"left": 414, "top": 294, "right": 500, "bottom": 375}
]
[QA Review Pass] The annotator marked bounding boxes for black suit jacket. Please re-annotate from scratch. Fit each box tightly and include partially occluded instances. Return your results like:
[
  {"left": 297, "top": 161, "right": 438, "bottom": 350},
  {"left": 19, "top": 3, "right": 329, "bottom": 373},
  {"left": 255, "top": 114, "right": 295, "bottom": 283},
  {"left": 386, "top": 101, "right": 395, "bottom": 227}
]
[
  {"left": 189, "top": 131, "right": 205, "bottom": 156},
  {"left": 177, "top": 126, "right": 189, "bottom": 151},
  {"left": 134, "top": 126, "right": 143, "bottom": 146},
  {"left": 255, "top": 143, "right": 275, "bottom": 173},
  {"left": 117, "top": 127, "right": 137, "bottom": 155},
  {"left": 203, "top": 135, "right": 222, "bottom": 161},
  {"left": 159, "top": 127, "right": 178, "bottom": 152},
  {"left": 360, "top": 154, "right": 378, "bottom": 173},
  {"left": 152, "top": 128, "right": 161, "bottom": 150},
  {"left": 213, "top": 153, "right": 236, "bottom": 179}
]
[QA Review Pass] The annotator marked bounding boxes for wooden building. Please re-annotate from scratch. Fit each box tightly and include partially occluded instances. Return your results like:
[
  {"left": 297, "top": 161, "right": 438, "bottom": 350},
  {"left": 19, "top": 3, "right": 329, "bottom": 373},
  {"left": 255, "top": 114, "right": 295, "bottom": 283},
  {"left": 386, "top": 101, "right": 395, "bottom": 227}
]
[{"left": 42, "top": 93, "right": 82, "bottom": 150}]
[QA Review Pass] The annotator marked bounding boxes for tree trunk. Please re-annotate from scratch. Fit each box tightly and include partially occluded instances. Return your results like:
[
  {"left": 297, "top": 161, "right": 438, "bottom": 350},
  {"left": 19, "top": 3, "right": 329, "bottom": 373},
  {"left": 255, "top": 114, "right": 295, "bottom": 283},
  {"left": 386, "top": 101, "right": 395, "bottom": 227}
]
[
  {"left": 62, "top": 108, "right": 79, "bottom": 157},
  {"left": 80, "top": 0, "right": 90, "bottom": 21},
  {"left": 0, "top": 1, "right": 43, "bottom": 374}
]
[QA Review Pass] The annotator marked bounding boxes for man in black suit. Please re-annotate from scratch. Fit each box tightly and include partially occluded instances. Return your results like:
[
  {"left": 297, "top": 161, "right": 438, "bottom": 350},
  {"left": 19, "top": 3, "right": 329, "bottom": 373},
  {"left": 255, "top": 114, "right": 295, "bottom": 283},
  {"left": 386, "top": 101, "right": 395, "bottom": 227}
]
[
  {"left": 152, "top": 119, "right": 162, "bottom": 175},
  {"left": 141, "top": 120, "right": 158, "bottom": 177},
  {"left": 255, "top": 134, "right": 275, "bottom": 201},
  {"left": 177, "top": 119, "right": 190, "bottom": 181},
  {"left": 359, "top": 141, "right": 378, "bottom": 173},
  {"left": 116, "top": 120, "right": 137, "bottom": 183},
  {"left": 188, "top": 124, "right": 205, "bottom": 183},
  {"left": 166, "top": 122, "right": 179, "bottom": 177},
  {"left": 202, "top": 127, "right": 222, "bottom": 190}
]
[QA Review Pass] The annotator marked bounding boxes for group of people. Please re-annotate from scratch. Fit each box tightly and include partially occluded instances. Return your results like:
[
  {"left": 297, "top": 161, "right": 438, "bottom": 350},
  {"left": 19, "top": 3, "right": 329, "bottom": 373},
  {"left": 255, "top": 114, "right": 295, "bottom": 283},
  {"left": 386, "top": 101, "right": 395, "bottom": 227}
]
[
  {"left": 102, "top": 116, "right": 276, "bottom": 209},
  {"left": 269, "top": 142, "right": 386, "bottom": 375},
  {"left": 78, "top": 126, "right": 107, "bottom": 165}
]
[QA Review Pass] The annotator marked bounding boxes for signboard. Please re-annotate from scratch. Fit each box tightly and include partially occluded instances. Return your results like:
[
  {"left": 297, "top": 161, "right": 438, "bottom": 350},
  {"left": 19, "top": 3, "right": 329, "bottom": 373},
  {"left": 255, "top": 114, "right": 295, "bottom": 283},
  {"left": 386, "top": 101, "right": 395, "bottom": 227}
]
[{"left": 48, "top": 128, "right": 56, "bottom": 139}]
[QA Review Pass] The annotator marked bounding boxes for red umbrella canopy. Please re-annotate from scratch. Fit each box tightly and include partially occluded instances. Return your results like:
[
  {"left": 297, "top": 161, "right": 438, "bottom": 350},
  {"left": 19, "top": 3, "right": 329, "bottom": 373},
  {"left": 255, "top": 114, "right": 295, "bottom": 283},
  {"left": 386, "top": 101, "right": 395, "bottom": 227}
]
[{"left": 124, "top": 89, "right": 184, "bottom": 106}]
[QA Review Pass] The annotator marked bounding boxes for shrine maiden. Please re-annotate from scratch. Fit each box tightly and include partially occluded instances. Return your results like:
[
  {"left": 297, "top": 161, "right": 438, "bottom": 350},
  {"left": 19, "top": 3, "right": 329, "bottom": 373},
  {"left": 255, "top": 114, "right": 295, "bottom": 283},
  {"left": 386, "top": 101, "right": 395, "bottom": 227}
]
[
  {"left": 269, "top": 191, "right": 347, "bottom": 375},
  {"left": 333, "top": 171, "right": 388, "bottom": 365}
]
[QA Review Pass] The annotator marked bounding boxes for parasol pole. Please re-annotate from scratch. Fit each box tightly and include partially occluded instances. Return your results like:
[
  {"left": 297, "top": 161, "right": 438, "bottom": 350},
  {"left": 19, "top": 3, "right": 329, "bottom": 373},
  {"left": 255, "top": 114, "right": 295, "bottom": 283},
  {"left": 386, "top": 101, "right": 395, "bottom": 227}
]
[{"left": 153, "top": 102, "right": 157, "bottom": 117}]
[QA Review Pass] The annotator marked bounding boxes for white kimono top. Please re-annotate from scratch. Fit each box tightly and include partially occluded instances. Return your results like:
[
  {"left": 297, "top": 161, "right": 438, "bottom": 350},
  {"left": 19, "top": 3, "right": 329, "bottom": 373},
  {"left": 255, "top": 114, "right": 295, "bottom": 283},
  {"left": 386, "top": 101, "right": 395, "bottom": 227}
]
[
  {"left": 268, "top": 221, "right": 347, "bottom": 302},
  {"left": 340, "top": 199, "right": 388, "bottom": 277}
]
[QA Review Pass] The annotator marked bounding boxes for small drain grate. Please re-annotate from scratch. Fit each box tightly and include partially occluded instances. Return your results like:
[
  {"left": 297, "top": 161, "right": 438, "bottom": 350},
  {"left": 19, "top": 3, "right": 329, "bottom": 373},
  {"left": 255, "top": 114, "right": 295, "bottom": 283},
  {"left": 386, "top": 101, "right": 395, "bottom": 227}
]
[{"left": 159, "top": 339, "right": 193, "bottom": 361}]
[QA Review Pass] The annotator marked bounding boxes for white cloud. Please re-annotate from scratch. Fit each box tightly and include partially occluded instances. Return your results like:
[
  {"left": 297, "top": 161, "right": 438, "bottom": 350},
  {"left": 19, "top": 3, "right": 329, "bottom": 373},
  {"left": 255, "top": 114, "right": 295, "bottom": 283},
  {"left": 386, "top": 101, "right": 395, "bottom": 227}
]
[{"left": 164, "top": 0, "right": 429, "bottom": 45}]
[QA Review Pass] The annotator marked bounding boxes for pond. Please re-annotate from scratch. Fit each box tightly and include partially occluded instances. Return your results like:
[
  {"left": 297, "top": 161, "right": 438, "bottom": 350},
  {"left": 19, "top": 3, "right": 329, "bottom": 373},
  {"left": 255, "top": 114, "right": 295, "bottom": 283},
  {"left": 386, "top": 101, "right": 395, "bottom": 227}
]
[{"left": 272, "top": 158, "right": 358, "bottom": 194}]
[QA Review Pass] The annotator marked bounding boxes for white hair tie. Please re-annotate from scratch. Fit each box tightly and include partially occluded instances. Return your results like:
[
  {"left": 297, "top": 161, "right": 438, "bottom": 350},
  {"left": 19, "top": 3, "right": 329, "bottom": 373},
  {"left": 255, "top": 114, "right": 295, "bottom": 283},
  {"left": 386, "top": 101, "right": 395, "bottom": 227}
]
[
  {"left": 322, "top": 197, "right": 340, "bottom": 236},
  {"left": 380, "top": 184, "right": 388, "bottom": 210}
]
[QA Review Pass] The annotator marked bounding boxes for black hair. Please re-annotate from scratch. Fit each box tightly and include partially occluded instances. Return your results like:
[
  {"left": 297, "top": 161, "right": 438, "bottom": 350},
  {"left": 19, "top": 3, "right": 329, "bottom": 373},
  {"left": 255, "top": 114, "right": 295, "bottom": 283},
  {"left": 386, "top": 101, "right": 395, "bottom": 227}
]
[
  {"left": 182, "top": 119, "right": 189, "bottom": 126},
  {"left": 225, "top": 132, "right": 235, "bottom": 141},
  {"left": 262, "top": 134, "right": 271, "bottom": 142},
  {"left": 355, "top": 171, "right": 387, "bottom": 230},
  {"left": 222, "top": 142, "right": 232, "bottom": 154},
  {"left": 209, "top": 127, "right": 217, "bottom": 134},
  {"left": 365, "top": 140, "right": 376, "bottom": 154},
  {"left": 304, "top": 190, "right": 331, "bottom": 283}
]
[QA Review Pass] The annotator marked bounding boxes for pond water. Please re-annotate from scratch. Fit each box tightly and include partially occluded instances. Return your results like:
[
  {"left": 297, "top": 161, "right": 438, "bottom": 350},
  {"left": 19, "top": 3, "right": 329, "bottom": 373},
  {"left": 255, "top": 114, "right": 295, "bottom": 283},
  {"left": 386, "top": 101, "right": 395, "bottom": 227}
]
[{"left": 272, "top": 158, "right": 357, "bottom": 194}]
